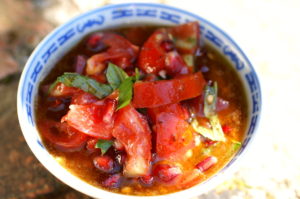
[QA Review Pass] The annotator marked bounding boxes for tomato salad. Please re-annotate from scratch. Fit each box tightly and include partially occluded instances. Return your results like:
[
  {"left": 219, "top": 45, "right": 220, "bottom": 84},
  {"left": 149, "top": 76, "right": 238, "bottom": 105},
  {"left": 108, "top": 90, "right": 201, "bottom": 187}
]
[{"left": 36, "top": 22, "right": 248, "bottom": 195}]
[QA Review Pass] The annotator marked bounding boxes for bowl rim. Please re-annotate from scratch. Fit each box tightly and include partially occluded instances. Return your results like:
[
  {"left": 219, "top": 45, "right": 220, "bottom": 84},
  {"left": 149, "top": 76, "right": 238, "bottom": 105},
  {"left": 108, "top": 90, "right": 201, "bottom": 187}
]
[{"left": 17, "top": 2, "right": 262, "bottom": 199}]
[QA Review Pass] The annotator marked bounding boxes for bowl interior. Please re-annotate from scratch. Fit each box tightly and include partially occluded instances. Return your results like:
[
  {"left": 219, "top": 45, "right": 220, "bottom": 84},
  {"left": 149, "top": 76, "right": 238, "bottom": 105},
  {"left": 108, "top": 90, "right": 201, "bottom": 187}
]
[{"left": 17, "top": 3, "right": 261, "bottom": 199}]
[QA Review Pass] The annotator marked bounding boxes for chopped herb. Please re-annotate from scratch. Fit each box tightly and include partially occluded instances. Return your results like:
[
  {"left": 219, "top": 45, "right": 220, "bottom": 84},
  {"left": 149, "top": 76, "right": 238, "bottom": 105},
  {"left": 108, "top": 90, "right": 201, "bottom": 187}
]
[
  {"left": 106, "top": 62, "right": 128, "bottom": 90},
  {"left": 95, "top": 139, "right": 113, "bottom": 155},
  {"left": 231, "top": 140, "right": 241, "bottom": 151},
  {"left": 135, "top": 68, "right": 140, "bottom": 81},
  {"left": 191, "top": 82, "right": 226, "bottom": 141},
  {"left": 183, "top": 54, "right": 194, "bottom": 67},
  {"left": 117, "top": 77, "right": 134, "bottom": 110},
  {"left": 204, "top": 82, "right": 218, "bottom": 118},
  {"left": 49, "top": 63, "right": 141, "bottom": 111},
  {"left": 202, "top": 148, "right": 212, "bottom": 156},
  {"left": 192, "top": 117, "right": 225, "bottom": 141},
  {"left": 49, "top": 73, "right": 112, "bottom": 99},
  {"left": 174, "top": 37, "right": 197, "bottom": 49}
]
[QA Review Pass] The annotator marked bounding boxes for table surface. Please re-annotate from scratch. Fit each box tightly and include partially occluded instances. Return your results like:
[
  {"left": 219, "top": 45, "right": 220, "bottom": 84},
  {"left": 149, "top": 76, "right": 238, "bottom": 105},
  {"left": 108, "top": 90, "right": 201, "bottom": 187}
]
[{"left": 1, "top": 0, "right": 300, "bottom": 199}]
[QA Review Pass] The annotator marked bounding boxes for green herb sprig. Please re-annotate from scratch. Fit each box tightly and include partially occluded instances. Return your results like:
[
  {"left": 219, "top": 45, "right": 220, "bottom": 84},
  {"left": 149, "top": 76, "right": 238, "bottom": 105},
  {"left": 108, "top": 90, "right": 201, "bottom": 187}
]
[{"left": 49, "top": 62, "right": 140, "bottom": 110}]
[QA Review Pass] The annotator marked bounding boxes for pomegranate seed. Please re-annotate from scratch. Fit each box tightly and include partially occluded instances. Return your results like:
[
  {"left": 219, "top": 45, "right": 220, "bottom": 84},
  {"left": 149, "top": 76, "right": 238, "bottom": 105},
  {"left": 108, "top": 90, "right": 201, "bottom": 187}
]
[
  {"left": 217, "top": 98, "right": 229, "bottom": 111},
  {"left": 93, "top": 156, "right": 114, "bottom": 173},
  {"left": 222, "top": 124, "right": 231, "bottom": 134},
  {"left": 160, "top": 40, "right": 175, "bottom": 52},
  {"left": 86, "top": 33, "right": 107, "bottom": 52},
  {"left": 153, "top": 164, "right": 182, "bottom": 182},
  {"left": 204, "top": 139, "right": 217, "bottom": 147},
  {"left": 140, "top": 175, "right": 154, "bottom": 185},
  {"left": 195, "top": 156, "right": 217, "bottom": 172},
  {"left": 73, "top": 55, "right": 86, "bottom": 74},
  {"left": 102, "top": 173, "right": 121, "bottom": 188}
]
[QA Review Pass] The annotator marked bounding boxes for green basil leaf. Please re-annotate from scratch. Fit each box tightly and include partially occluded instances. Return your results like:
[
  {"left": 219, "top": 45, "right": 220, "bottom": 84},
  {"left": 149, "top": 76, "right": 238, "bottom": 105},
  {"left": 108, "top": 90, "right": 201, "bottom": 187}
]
[
  {"left": 106, "top": 62, "right": 128, "bottom": 90},
  {"left": 95, "top": 139, "right": 113, "bottom": 155},
  {"left": 191, "top": 116, "right": 225, "bottom": 142},
  {"left": 49, "top": 73, "right": 112, "bottom": 99},
  {"left": 117, "top": 77, "right": 133, "bottom": 110},
  {"left": 204, "top": 82, "right": 218, "bottom": 118}
]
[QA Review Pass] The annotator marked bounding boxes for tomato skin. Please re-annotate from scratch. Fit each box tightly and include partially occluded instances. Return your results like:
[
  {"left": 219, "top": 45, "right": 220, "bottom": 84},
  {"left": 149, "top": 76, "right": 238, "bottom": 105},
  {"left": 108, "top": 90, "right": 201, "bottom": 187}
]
[
  {"left": 132, "top": 72, "right": 206, "bottom": 108},
  {"left": 38, "top": 120, "right": 87, "bottom": 152},
  {"left": 112, "top": 105, "right": 152, "bottom": 177},
  {"left": 62, "top": 98, "right": 116, "bottom": 139}
]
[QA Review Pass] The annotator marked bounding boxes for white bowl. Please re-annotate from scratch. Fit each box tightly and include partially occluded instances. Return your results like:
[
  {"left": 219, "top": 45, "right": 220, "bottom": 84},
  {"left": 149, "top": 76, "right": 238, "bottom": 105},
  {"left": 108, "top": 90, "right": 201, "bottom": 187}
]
[{"left": 17, "top": 3, "right": 262, "bottom": 199}]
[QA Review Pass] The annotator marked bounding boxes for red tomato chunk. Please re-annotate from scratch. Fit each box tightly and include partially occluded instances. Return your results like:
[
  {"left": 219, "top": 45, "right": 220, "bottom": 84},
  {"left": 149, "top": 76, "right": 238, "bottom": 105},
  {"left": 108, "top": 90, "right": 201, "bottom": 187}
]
[
  {"left": 112, "top": 105, "right": 152, "bottom": 177},
  {"left": 132, "top": 72, "right": 206, "bottom": 108},
  {"left": 62, "top": 98, "right": 116, "bottom": 139}
]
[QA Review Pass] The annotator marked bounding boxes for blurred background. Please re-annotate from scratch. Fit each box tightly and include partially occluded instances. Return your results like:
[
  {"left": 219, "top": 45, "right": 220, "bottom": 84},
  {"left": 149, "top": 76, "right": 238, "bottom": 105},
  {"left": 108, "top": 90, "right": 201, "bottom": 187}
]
[{"left": 1, "top": 0, "right": 300, "bottom": 198}]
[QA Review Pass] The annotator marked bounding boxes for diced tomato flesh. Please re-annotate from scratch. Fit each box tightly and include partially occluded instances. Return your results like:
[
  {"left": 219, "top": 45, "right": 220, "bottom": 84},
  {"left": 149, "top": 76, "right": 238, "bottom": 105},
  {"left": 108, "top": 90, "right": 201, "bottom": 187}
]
[
  {"left": 138, "top": 29, "right": 189, "bottom": 76},
  {"left": 148, "top": 103, "right": 195, "bottom": 162},
  {"left": 86, "top": 138, "right": 100, "bottom": 153},
  {"left": 112, "top": 105, "right": 152, "bottom": 177},
  {"left": 132, "top": 72, "right": 206, "bottom": 108},
  {"left": 62, "top": 98, "right": 116, "bottom": 139},
  {"left": 155, "top": 112, "right": 194, "bottom": 161}
]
